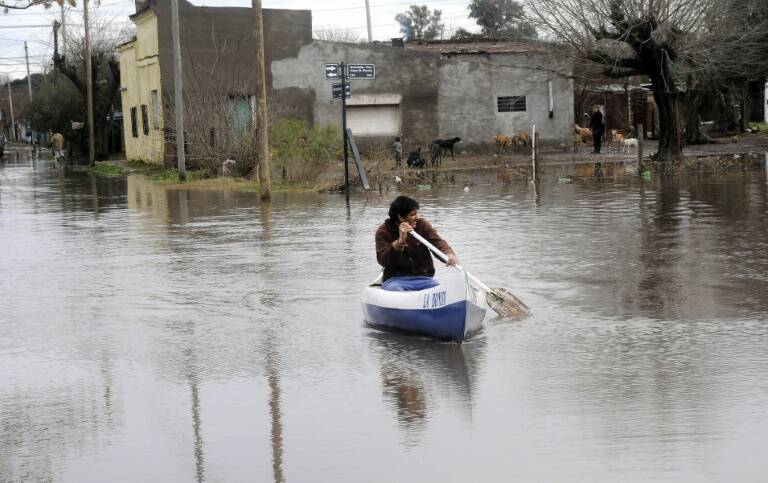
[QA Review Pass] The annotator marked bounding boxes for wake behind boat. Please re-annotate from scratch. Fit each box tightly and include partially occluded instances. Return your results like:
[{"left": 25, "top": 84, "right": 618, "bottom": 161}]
[{"left": 361, "top": 269, "right": 488, "bottom": 342}]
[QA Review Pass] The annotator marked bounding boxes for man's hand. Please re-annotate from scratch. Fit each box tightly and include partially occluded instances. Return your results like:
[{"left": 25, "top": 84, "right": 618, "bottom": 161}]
[
  {"left": 445, "top": 253, "right": 459, "bottom": 266},
  {"left": 398, "top": 222, "right": 413, "bottom": 244}
]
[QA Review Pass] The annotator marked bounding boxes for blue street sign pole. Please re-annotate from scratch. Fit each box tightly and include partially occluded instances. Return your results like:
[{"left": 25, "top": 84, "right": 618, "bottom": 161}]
[{"left": 341, "top": 62, "right": 349, "bottom": 201}]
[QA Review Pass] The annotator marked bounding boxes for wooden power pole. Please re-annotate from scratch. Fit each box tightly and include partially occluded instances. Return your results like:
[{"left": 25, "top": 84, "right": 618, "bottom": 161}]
[
  {"left": 83, "top": 0, "right": 95, "bottom": 165},
  {"left": 170, "top": 0, "right": 187, "bottom": 180},
  {"left": 252, "top": 0, "right": 271, "bottom": 202},
  {"left": 24, "top": 42, "right": 32, "bottom": 99}
]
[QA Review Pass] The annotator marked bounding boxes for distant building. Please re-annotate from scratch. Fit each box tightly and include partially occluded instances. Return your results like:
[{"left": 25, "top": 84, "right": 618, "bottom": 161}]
[
  {"left": 119, "top": 0, "right": 574, "bottom": 165},
  {"left": 276, "top": 39, "right": 575, "bottom": 150}
]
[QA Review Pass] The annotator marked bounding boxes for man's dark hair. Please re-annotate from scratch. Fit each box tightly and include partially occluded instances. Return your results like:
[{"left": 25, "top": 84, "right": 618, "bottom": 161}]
[{"left": 386, "top": 195, "right": 419, "bottom": 228}]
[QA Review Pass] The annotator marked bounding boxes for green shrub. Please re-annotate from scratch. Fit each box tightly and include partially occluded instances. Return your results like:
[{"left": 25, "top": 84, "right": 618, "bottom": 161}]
[{"left": 270, "top": 119, "right": 342, "bottom": 183}]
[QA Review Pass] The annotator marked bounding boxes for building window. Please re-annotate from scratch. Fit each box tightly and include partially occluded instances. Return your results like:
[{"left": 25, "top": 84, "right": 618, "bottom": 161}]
[
  {"left": 130, "top": 107, "right": 138, "bottom": 138},
  {"left": 209, "top": 128, "right": 216, "bottom": 148},
  {"left": 497, "top": 96, "right": 526, "bottom": 112},
  {"left": 141, "top": 105, "right": 149, "bottom": 135},
  {"left": 151, "top": 90, "right": 160, "bottom": 130}
]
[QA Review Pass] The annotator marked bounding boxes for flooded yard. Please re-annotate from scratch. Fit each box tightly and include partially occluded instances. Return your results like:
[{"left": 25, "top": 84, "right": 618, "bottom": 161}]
[{"left": 1, "top": 157, "right": 768, "bottom": 482}]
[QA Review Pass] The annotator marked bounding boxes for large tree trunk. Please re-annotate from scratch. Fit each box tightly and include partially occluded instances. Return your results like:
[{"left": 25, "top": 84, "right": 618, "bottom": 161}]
[
  {"left": 683, "top": 89, "right": 714, "bottom": 145},
  {"left": 647, "top": 68, "right": 683, "bottom": 170}
]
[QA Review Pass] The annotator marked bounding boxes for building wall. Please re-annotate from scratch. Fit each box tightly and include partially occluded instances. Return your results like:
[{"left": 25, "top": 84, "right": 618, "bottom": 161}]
[
  {"left": 152, "top": 1, "right": 313, "bottom": 165},
  {"left": 273, "top": 42, "right": 574, "bottom": 150},
  {"left": 271, "top": 41, "right": 440, "bottom": 149},
  {"left": 119, "top": 10, "right": 164, "bottom": 163},
  {"left": 438, "top": 54, "right": 574, "bottom": 147}
]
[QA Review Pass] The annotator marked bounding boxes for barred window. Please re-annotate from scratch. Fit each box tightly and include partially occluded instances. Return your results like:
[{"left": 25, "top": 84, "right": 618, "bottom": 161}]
[
  {"left": 497, "top": 96, "right": 526, "bottom": 112},
  {"left": 141, "top": 105, "right": 149, "bottom": 135},
  {"left": 130, "top": 107, "right": 138, "bottom": 138}
]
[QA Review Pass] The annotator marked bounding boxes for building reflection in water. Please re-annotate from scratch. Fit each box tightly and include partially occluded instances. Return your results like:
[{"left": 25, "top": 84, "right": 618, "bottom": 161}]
[{"left": 368, "top": 331, "right": 485, "bottom": 444}]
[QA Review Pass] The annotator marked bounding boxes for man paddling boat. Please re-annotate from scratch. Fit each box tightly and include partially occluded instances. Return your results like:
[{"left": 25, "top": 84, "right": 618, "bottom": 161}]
[{"left": 375, "top": 195, "right": 458, "bottom": 291}]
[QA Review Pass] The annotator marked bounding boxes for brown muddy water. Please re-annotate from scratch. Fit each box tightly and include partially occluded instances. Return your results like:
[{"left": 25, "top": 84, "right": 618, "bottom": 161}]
[{"left": 1, "top": 156, "right": 768, "bottom": 482}]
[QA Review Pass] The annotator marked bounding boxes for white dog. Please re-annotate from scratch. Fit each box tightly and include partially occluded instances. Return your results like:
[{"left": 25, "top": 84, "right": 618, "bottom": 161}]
[{"left": 620, "top": 138, "right": 638, "bottom": 152}]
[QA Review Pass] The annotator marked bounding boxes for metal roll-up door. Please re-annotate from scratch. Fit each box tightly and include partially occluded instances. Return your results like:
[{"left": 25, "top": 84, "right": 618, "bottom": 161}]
[{"left": 346, "top": 105, "right": 400, "bottom": 135}]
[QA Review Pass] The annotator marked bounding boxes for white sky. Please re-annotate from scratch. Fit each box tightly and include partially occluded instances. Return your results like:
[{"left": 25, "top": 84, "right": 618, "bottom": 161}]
[{"left": 0, "top": 0, "right": 478, "bottom": 80}]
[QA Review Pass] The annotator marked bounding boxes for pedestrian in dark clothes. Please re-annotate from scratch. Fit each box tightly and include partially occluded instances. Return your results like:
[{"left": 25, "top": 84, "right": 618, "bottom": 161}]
[{"left": 590, "top": 106, "right": 604, "bottom": 154}]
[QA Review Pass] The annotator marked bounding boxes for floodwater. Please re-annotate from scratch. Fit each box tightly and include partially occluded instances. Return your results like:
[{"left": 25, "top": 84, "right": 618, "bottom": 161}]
[{"left": 2, "top": 154, "right": 768, "bottom": 482}]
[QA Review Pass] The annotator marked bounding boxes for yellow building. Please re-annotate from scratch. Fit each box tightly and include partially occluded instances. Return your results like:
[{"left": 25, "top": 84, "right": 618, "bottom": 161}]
[{"left": 118, "top": 8, "right": 164, "bottom": 164}]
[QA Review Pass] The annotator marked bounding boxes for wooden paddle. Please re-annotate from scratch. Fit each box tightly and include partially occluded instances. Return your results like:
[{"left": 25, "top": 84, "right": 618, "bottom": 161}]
[{"left": 409, "top": 231, "right": 529, "bottom": 318}]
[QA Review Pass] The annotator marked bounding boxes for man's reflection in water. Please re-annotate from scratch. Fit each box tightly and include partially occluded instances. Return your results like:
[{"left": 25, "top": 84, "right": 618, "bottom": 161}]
[
  {"left": 371, "top": 332, "right": 485, "bottom": 444},
  {"left": 382, "top": 373, "right": 428, "bottom": 431}
]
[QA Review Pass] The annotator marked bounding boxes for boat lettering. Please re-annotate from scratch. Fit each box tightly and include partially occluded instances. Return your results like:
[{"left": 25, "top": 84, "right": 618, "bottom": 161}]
[{"left": 424, "top": 291, "right": 445, "bottom": 308}]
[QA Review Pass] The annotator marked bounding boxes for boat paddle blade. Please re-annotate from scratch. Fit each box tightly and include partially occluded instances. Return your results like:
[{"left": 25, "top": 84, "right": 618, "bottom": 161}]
[{"left": 486, "top": 288, "right": 529, "bottom": 318}]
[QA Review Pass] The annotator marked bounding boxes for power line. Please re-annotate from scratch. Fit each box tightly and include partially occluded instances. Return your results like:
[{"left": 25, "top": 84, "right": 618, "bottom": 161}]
[{"left": 313, "top": 0, "right": 469, "bottom": 12}]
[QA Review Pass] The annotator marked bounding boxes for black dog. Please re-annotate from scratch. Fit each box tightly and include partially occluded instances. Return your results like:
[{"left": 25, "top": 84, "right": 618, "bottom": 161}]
[
  {"left": 429, "top": 137, "right": 462, "bottom": 166},
  {"left": 406, "top": 147, "right": 426, "bottom": 168}
]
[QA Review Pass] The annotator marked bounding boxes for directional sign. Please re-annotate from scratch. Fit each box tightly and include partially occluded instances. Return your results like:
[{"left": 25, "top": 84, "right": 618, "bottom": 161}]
[
  {"left": 347, "top": 63, "right": 375, "bottom": 80},
  {"left": 325, "top": 63, "right": 341, "bottom": 80},
  {"left": 332, "top": 83, "right": 351, "bottom": 100}
]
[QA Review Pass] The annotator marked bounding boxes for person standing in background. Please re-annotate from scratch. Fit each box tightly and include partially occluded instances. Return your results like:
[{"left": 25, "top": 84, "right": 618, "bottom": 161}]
[{"left": 393, "top": 136, "right": 403, "bottom": 168}]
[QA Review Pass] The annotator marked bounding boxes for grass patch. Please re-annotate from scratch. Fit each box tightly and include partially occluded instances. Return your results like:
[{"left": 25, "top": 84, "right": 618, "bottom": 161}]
[
  {"left": 751, "top": 122, "right": 768, "bottom": 133},
  {"left": 126, "top": 159, "right": 313, "bottom": 192},
  {"left": 88, "top": 162, "right": 126, "bottom": 176},
  {"left": 127, "top": 159, "right": 182, "bottom": 182}
]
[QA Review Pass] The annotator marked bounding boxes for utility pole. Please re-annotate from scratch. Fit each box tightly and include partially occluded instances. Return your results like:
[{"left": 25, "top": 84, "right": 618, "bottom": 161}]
[
  {"left": 24, "top": 42, "right": 32, "bottom": 100},
  {"left": 60, "top": 3, "right": 66, "bottom": 56},
  {"left": 252, "top": 0, "right": 271, "bottom": 201},
  {"left": 364, "top": 0, "right": 373, "bottom": 42},
  {"left": 170, "top": 0, "right": 187, "bottom": 180},
  {"left": 83, "top": 0, "right": 95, "bottom": 165},
  {"left": 6, "top": 76, "right": 15, "bottom": 142},
  {"left": 53, "top": 21, "right": 60, "bottom": 59}
]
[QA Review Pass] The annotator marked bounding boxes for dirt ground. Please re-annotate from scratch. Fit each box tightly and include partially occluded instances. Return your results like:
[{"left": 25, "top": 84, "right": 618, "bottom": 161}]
[{"left": 349, "top": 134, "right": 768, "bottom": 190}]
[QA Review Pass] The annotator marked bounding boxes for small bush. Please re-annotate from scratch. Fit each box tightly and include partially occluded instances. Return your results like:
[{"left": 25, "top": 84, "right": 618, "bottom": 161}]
[{"left": 270, "top": 119, "right": 342, "bottom": 183}]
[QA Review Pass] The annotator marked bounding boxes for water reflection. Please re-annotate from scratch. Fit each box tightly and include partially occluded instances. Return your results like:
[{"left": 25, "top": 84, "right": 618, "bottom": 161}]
[
  {"left": 3, "top": 161, "right": 768, "bottom": 481},
  {"left": 368, "top": 332, "right": 485, "bottom": 444}
]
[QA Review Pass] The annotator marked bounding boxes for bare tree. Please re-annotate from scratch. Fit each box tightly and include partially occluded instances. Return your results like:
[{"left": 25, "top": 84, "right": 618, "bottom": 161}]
[
  {"left": 170, "top": 81, "right": 259, "bottom": 176},
  {"left": 313, "top": 28, "right": 361, "bottom": 43},
  {"left": 51, "top": 14, "right": 133, "bottom": 158},
  {"left": 1, "top": 0, "right": 74, "bottom": 11},
  {"left": 529, "top": 0, "right": 768, "bottom": 167}
]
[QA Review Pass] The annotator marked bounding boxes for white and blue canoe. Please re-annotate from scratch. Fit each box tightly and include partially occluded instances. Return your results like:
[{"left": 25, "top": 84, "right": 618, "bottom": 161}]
[{"left": 362, "top": 268, "right": 488, "bottom": 342}]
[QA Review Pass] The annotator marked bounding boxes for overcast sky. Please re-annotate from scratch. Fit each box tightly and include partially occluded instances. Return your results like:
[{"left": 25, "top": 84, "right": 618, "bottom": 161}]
[{"left": 0, "top": 0, "right": 477, "bottom": 81}]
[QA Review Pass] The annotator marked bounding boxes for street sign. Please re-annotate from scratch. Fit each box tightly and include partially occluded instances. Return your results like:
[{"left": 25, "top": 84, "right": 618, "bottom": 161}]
[
  {"left": 347, "top": 63, "right": 375, "bottom": 80},
  {"left": 325, "top": 63, "right": 341, "bottom": 80},
  {"left": 332, "top": 83, "right": 351, "bottom": 100}
]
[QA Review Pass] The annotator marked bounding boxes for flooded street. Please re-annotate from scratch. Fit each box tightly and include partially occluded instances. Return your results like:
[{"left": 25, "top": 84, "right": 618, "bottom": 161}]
[{"left": 2, "top": 156, "right": 768, "bottom": 482}]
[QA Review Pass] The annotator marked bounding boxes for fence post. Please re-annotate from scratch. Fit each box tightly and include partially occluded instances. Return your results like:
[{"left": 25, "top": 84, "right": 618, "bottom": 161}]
[
  {"left": 531, "top": 124, "right": 538, "bottom": 183},
  {"left": 637, "top": 123, "right": 644, "bottom": 172}
]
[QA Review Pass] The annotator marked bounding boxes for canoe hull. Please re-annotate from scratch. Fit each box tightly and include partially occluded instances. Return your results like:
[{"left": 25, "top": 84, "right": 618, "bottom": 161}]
[{"left": 361, "top": 270, "right": 487, "bottom": 342}]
